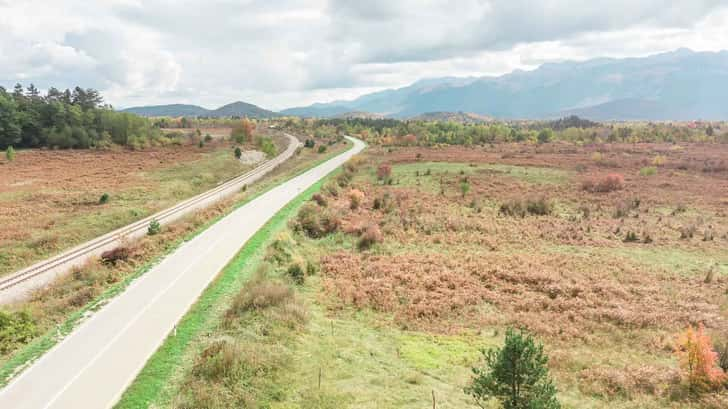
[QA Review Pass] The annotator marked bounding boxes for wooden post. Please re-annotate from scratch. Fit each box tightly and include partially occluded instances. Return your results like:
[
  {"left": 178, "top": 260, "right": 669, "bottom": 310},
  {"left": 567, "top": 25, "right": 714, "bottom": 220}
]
[{"left": 432, "top": 389, "right": 436, "bottom": 409}]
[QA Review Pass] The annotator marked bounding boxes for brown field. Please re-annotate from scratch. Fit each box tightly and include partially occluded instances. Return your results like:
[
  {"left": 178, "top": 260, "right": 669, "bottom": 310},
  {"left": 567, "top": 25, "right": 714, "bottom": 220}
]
[
  {"left": 130, "top": 141, "right": 728, "bottom": 409},
  {"left": 0, "top": 137, "right": 257, "bottom": 276},
  {"left": 308, "top": 142, "right": 728, "bottom": 407}
]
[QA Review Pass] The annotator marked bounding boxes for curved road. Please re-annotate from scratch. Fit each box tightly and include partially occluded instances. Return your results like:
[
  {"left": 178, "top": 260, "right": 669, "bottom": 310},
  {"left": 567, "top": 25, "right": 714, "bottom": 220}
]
[
  {"left": 0, "top": 136, "right": 365, "bottom": 409},
  {"left": 0, "top": 133, "right": 300, "bottom": 304}
]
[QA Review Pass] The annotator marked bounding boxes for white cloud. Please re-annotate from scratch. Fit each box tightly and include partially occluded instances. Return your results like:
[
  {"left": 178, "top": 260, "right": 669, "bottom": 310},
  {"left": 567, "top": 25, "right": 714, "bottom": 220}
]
[{"left": 1, "top": 0, "right": 727, "bottom": 110}]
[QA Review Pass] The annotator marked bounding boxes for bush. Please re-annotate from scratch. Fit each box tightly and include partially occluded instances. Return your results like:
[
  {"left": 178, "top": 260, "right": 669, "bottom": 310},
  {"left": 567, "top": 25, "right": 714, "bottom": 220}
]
[
  {"left": 147, "top": 218, "right": 162, "bottom": 235},
  {"left": 100, "top": 247, "right": 129, "bottom": 265},
  {"left": 465, "top": 328, "right": 560, "bottom": 409},
  {"left": 198, "top": 140, "right": 204, "bottom": 148},
  {"left": 234, "top": 147, "right": 242, "bottom": 159},
  {"left": 295, "top": 203, "right": 340, "bottom": 238},
  {"left": 98, "top": 192, "right": 110, "bottom": 204},
  {"left": 204, "top": 133, "right": 213, "bottom": 142},
  {"left": 311, "top": 193, "right": 327, "bottom": 207},
  {"left": 358, "top": 224, "right": 383, "bottom": 250},
  {"left": 460, "top": 179, "right": 471, "bottom": 198},
  {"left": 258, "top": 136, "right": 277, "bottom": 157},
  {"left": 227, "top": 279, "right": 293, "bottom": 315},
  {"left": 287, "top": 263, "right": 305, "bottom": 285},
  {"left": 640, "top": 166, "right": 657, "bottom": 177},
  {"left": 652, "top": 155, "right": 667, "bottom": 166},
  {"left": 5, "top": 146, "right": 15, "bottom": 162},
  {"left": 317, "top": 145, "right": 327, "bottom": 154},
  {"left": 499, "top": 197, "right": 552, "bottom": 218},
  {"left": 348, "top": 189, "right": 365, "bottom": 210},
  {"left": 623, "top": 231, "right": 639, "bottom": 242},
  {"left": 582, "top": 174, "right": 624, "bottom": 193},
  {"left": 304, "top": 139, "right": 315, "bottom": 148},
  {"left": 0, "top": 310, "right": 37, "bottom": 354},
  {"left": 377, "top": 163, "right": 392, "bottom": 183},
  {"left": 675, "top": 324, "right": 726, "bottom": 392}
]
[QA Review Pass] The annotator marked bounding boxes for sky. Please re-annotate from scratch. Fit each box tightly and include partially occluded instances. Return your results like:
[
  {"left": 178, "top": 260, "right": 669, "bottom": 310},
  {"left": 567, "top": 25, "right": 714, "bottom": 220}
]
[{"left": 1, "top": 0, "right": 727, "bottom": 111}]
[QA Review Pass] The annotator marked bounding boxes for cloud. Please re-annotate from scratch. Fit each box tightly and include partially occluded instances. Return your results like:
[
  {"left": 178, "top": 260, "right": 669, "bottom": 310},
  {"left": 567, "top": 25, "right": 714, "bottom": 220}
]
[{"left": 1, "top": 0, "right": 727, "bottom": 109}]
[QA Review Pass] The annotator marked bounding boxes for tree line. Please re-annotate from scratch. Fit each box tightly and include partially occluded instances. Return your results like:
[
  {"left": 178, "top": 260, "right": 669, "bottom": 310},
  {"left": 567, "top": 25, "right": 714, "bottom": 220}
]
[
  {"left": 0, "top": 84, "right": 162, "bottom": 150},
  {"left": 281, "top": 116, "right": 727, "bottom": 146}
]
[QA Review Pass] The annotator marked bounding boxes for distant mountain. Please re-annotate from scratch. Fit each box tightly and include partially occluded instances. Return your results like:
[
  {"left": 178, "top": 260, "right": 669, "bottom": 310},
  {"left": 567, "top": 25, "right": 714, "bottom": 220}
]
[
  {"left": 282, "top": 49, "right": 728, "bottom": 120},
  {"left": 121, "top": 104, "right": 208, "bottom": 117},
  {"left": 411, "top": 111, "right": 494, "bottom": 123},
  {"left": 208, "top": 101, "right": 279, "bottom": 118},
  {"left": 120, "top": 101, "right": 279, "bottom": 118},
  {"left": 332, "top": 111, "right": 385, "bottom": 119}
]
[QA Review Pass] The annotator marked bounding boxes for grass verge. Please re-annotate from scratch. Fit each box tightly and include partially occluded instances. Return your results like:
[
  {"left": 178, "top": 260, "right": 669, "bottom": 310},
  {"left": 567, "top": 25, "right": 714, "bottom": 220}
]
[{"left": 114, "top": 174, "right": 334, "bottom": 408}]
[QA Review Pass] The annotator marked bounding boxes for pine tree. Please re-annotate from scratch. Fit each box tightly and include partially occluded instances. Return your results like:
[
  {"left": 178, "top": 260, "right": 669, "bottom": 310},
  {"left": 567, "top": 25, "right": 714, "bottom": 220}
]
[{"left": 465, "top": 328, "right": 560, "bottom": 409}]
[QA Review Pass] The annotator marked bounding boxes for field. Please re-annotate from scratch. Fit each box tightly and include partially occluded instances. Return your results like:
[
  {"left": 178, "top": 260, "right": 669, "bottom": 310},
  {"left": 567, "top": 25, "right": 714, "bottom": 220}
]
[
  {"left": 0, "top": 135, "right": 350, "bottom": 379},
  {"left": 140, "top": 141, "right": 728, "bottom": 408},
  {"left": 0, "top": 134, "right": 257, "bottom": 276}
]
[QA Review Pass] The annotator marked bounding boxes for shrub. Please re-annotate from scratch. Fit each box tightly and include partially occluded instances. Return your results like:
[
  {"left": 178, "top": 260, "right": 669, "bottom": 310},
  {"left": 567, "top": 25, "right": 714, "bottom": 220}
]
[
  {"left": 234, "top": 147, "right": 242, "bottom": 159},
  {"left": 5, "top": 146, "right": 15, "bottom": 162},
  {"left": 358, "top": 224, "right": 383, "bottom": 250},
  {"left": 582, "top": 174, "right": 624, "bottom": 193},
  {"left": 204, "top": 133, "right": 212, "bottom": 142},
  {"left": 228, "top": 279, "right": 293, "bottom": 315},
  {"left": 499, "top": 197, "right": 552, "bottom": 218},
  {"left": 258, "top": 136, "right": 277, "bottom": 157},
  {"left": 640, "top": 166, "right": 657, "bottom": 177},
  {"left": 318, "top": 145, "right": 327, "bottom": 154},
  {"left": 348, "top": 189, "right": 365, "bottom": 210},
  {"left": 198, "top": 140, "right": 204, "bottom": 148},
  {"left": 100, "top": 247, "right": 130, "bottom": 265},
  {"left": 336, "top": 171, "right": 352, "bottom": 188},
  {"left": 623, "top": 231, "right": 639, "bottom": 243},
  {"left": 311, "top": 193, "right": 327, "bottom": 207},
  {"left": 465, "top": 328, "right": 560, "bottom": 409},
  {"left": 377, "top": 163, "right": 392, "bottom": 183},
  {"left": 460, "top": 179, "right": 471, "bottom": 198},
  {"left": 652, "top": 155, "right": 667, "bottom": 166},
  {"left": 0, "top": 310, "right": 37, "bottom": 354},
  {"left": 98, "top": 193, "right": 110, "bottom": 205},
  {"left": 304, "top": 139, "right": 315, "bottom": 148},
  {"left": 287, "top": 263, "right": 305, "bottom": 285},
  {"left": 674, "top": 324, "right": 726, "bottom": 392},
  {"left": 147, "top": 218, "right": 162, "bottom": 235},
  {"left": 295, "top": 203, "right": 340, "bottom": 238}
]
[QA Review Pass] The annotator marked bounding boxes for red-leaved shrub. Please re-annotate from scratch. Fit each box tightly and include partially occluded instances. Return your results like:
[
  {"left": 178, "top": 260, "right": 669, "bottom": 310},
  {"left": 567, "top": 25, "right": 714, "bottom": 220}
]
[{"left": 582, "top": 174, "right": 624, "bottom": 193}]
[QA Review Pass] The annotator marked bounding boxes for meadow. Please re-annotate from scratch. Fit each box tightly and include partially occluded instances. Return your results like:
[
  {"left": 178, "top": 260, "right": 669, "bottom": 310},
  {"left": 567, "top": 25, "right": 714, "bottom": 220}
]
[{"left": 153, "top": 140, "right": 728, "bottom": 408}]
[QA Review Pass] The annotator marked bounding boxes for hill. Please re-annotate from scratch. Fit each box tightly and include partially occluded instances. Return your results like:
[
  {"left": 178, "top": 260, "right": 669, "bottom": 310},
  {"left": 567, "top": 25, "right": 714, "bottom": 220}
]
[
  {"left": 120, "top": 101, "right": 279, "bottom": 118},
  {"left": 281, "top": 49, "right": 728, "bottom": 120}
]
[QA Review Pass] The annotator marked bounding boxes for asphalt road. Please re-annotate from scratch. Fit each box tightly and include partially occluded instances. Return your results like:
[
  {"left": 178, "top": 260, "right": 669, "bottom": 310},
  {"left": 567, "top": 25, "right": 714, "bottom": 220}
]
[{"left": 0, "top": 136, "right": 365, "bottom": 409}]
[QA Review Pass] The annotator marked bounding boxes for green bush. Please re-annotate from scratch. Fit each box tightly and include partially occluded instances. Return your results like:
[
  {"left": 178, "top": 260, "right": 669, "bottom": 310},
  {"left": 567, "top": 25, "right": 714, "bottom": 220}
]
[
  {"left": 287, "top": 263, "right": 305, "bottom": 285},
  {"left": 234, "top": 147, "right": 242, "bottom": 159},
  {"left": 99, "top": 193, "right": 110, "bottom": 204},
  {"left": 0, "top": 310, "right": 37, "bottom": 354},
  {"left": 5, "top": 146, "right": 15, "bottom": 161},
  {"left": 147, "top": 218, "right": 162, "bottom": 235},
  {"left": 640, "top": 166, "right": 657, "bottom": 176},
  {"left": 465, "top": 328, "right": 560, "bottom": 409},
  {"left": 317, "top": 145, "right": 327, "bottom": 154},
  {"left": 499, "top": 197, "right": 552, "bottom": 217}
]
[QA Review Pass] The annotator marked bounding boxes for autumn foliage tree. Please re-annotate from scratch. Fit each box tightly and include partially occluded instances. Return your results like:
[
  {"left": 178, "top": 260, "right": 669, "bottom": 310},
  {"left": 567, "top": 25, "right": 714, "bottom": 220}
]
[
  {"left": 675, "top": 324, "right": 726, "bottom": 392},
  {"left": 231, "top": 118, "right": 255, "bottom": 144}
]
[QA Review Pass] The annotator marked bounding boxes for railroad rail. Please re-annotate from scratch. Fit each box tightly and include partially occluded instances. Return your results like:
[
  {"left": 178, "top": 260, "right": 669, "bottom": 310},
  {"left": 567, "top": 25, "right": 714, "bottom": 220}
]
[{"left": 0, "top": 134, "right": 301, "bottom": 300}]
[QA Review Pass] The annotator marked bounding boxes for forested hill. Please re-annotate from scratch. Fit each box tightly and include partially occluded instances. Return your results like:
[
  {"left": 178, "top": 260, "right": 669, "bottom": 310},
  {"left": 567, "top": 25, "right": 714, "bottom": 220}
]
[{"left": 0, "top": 84, "right": 160, "bottom": 149}]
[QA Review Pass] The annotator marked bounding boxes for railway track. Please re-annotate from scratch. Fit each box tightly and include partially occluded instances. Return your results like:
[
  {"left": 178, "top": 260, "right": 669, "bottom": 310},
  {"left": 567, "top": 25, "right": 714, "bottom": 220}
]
[{"left": 0, "top": 134, "right": 301, "bottom": 299}]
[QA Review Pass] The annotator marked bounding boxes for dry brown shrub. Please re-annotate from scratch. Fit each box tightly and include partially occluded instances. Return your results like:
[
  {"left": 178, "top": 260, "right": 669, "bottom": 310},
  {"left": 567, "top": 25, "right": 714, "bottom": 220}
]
[
  {"left": 357, "top": 224, "right": 383, "bottom": 250},
  {"left": 321, "top": 250, "right": 725, "bottom": 336}
]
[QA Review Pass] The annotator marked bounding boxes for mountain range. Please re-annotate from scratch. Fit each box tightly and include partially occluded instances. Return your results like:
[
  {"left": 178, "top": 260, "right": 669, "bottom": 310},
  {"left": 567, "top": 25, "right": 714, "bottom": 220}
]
[
  {"left": 120, "top": 101, "right": 279, "bottom": 118},
  {"left": 122, "top": 49, "right": 728, "bottom": 121}
]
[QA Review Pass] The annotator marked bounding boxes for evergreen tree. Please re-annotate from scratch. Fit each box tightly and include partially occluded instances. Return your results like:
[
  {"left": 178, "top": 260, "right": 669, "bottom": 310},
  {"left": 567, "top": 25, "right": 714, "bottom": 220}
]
[{"left": 465, "top": 328, "right": 560, "bottom": 409}]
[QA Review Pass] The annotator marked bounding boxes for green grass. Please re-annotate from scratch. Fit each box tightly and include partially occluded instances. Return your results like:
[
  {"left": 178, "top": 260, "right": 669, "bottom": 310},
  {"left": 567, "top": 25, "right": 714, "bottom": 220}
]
[
  {"left": 386, "top": 162, "right": 570, "bottom": 193},
  {"left": 114, "top": 176, "right": 333, "bottom": 409}
]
